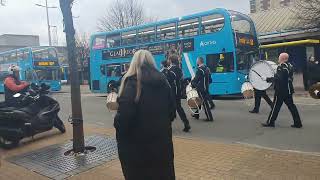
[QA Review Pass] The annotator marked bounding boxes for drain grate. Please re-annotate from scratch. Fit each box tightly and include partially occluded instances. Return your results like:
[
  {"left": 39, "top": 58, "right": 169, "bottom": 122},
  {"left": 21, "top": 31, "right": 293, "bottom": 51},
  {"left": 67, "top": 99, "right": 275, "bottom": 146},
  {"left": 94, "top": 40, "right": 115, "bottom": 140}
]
[{"left": 7, "top": 135, "right": 118, "bottom": 180}]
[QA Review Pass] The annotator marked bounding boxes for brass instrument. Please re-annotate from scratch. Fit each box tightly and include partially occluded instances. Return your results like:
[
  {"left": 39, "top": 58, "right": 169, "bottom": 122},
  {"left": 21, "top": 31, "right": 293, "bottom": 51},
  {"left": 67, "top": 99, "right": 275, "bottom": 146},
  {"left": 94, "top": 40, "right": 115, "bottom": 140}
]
[{"left": 309, "top": 83, "right": 320, "bottom": 99}]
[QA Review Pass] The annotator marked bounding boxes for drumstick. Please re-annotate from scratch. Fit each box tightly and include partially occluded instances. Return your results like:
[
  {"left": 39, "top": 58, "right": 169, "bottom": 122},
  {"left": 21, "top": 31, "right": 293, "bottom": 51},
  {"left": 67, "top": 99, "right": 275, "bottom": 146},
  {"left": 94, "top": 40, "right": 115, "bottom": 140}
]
[{"left": 251, "top": 69, "right": 265, "bottom": 81}]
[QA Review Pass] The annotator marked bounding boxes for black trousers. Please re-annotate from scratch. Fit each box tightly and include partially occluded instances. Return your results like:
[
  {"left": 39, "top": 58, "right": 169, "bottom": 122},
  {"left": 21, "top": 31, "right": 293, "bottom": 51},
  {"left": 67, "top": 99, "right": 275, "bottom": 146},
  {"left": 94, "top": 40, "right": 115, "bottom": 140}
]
[
  {"left": 253, "top": 90, "right": 273, "bottom": 111},
  {"left": 176, "top": 98, "right": 190, "bottom": 126},
  {"left": 206, "top": 93, "right": 215, "bottom": 109},
  {"left": 194, "top": 90, "right": 213, "bottom": 121},
  {"left": 267, "top": 94, "right": 302, "bottom": 126}
]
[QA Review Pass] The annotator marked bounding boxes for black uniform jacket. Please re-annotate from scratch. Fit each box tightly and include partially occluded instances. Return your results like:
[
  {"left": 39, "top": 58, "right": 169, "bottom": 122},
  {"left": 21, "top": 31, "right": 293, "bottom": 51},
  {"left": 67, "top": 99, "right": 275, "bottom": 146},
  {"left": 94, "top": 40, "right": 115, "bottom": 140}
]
[
  {"left": 267, "top": 62, "right": 295, "bottom": 96},
  {"left": 191, "top": 64, "right": 210, "bottom": 92}
]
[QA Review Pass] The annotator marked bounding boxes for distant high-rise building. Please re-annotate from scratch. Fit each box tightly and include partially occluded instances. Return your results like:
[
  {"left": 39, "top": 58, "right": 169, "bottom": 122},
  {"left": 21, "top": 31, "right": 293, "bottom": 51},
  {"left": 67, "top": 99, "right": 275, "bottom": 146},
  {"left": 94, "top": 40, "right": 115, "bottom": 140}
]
[{"left": 250, "top": 0, "right": 297, "bottom": 13}]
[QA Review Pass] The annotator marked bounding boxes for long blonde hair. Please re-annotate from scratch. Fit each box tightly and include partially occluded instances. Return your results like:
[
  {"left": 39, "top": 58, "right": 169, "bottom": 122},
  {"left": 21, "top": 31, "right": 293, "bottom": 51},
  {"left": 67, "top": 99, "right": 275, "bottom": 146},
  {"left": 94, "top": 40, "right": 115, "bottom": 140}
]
[{"left": 119, "top": 50, "right": 157, "bottom": 102}]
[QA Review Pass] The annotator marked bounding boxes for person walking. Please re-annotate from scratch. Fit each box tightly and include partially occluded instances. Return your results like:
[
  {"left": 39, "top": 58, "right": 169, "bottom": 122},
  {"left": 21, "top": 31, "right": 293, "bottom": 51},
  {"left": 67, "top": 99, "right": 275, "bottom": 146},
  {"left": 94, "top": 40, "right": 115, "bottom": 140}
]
[
  {"left": 191, "top": 57, "right": 214, "bottom": 121},
  {"left": 249, "top": 89, "right": 273, "bottom": 113},
  {"left": 168, "top": 55, "right": 191, "bottom": 132},
  {"left": 114, "top": 50, "right": 176, "bottom": 180},
  {"left": 262, "top": 53, "right": 302, "bottom": 128}
]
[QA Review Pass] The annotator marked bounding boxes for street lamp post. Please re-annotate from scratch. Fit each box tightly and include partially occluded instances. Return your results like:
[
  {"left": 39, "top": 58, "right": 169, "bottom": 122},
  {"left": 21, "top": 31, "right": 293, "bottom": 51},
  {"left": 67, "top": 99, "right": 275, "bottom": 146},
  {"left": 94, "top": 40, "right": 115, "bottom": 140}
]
[{"left": 35, "top": 0, "right": 57, "bottom": 46}]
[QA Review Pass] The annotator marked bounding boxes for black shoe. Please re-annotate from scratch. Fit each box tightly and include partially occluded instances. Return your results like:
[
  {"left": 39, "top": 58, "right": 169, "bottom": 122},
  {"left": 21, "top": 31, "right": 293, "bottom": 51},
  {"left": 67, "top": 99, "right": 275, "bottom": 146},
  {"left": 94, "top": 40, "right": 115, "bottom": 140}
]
[
  {"left": 249, "top": 110, "right": 259, "bottom": 114},
  {"left": 291, "top": 124, "right": 302, "bottom": 128},
  {"left": 210, "top": 104, "right": 215, "bottom": 110},
  {"left": 262, "top": 123, "right": 275, "bottom": 127},
  {"left": 204, "top": 118, "right": 213, "bottom": 122},
  {"left": 183, "top": 125, "right": 191, "bottom": 132},
  {"left": 192, "top": 114, "right": 199, "bottom": 120}
]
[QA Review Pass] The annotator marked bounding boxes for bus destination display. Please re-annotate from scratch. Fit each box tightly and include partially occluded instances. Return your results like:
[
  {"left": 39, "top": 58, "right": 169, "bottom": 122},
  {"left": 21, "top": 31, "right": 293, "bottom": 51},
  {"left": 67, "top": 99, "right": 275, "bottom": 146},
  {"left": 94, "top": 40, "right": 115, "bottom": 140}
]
[{"left": 34, "top": 61, "right": 59, "bottom": 67}]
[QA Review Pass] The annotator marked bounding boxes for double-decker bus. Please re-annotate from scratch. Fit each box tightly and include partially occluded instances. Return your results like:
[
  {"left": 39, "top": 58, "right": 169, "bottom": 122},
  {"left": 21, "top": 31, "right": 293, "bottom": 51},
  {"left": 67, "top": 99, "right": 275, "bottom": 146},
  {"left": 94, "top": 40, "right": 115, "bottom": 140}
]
[
  {"left": 0, "top": 47, "right": 61, "bottom": 93},
  {"left": 89, "top": 8, "right": 259, "bottom": 95}
]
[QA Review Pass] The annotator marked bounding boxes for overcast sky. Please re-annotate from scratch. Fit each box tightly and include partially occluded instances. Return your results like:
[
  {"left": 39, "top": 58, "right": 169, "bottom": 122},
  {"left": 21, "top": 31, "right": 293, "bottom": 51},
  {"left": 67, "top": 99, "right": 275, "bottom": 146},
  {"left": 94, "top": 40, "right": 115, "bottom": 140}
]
[{"left": 0, "top": 0, "right": 249, "bottom": 46}]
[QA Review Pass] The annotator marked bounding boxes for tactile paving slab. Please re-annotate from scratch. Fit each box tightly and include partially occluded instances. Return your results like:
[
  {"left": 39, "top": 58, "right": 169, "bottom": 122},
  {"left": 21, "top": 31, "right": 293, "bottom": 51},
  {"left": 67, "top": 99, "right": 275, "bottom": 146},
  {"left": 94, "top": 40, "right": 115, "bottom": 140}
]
[{"left": 7, "top": 135, "right": 118, "bottom": 180}]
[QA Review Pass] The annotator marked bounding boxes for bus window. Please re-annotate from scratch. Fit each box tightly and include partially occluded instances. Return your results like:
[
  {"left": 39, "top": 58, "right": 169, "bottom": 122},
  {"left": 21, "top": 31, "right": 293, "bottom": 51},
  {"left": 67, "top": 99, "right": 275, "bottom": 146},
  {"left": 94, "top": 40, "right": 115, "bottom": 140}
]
[
  {"left": 206, "top": 52, "right": 234, "bottom": 73},
  {"left": 93, "top": 35, "right": 106, "bottom": 49},
  {"left": 106, "top": 34, "right": 121, "bottom": 48},
  {"left": 0, "top": 55, "right": 4, "bottom": 63},
  {"left": 9, "top": 52, "right": 17, "bottom": 61},
  {"left": 17, "top": 51, "right": 24, "bottom": 60},
  {"left": 237, "top": 53, "right": 257, "bottom": 70},
  {"left": 32, "top": 49, "right": 47, "bottom": 60},
  {"left": 23, "top": 50, "right": 30, "bottom": 60},
  {"left": 34, "top": 69, "right": 59, "bottom": 80},
  {"left": 157, "top": 23, "right": 176, "bottom": 40},
  {"left": 106, "top": 64, "right": 121, "bottom": 77},
  {"left": 121, "top": 63, "right": 130, "bottom": 72},
  {"left": 178, "top": 18, "right": 199, "bottom": 37},
  {"left": 230, "top": 12, "right": 254, "bottom": 35},
  {"left": 25, "top": 69, "right": 33, "bottom": 81},
  {"left": 48, "top": 48, "right": 57, "bottom": 59},
  {"left": 3, "top": 54, "right": 10, "bottom": 63},
  {"left": 201, "top": 14, "right": 225, "bottom": 34},
  {"left": 122, "top": 30, "right": 137, "bottom": 46},
  {"left": 138, "top": 27, "right": 155, "bottom": 43}
]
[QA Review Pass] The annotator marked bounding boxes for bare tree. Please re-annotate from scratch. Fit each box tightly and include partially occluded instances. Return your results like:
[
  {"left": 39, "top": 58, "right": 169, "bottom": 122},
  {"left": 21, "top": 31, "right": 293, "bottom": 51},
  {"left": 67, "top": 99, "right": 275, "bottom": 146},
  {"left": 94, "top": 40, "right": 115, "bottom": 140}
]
[
  {"left": 59, "top": 0, "right": 85, "bottom": 153},
  {"left": 75, "top": 33, "right": 90, "bottom": 83},
  {"left": 97, "top": 0, "right": 154, "bottom": 31},
  {"left": 295, "top": 0, "right": 320, "bottom": 28},
  {"left": 1, "top": 0, "right": 6, "bottom": 6}
]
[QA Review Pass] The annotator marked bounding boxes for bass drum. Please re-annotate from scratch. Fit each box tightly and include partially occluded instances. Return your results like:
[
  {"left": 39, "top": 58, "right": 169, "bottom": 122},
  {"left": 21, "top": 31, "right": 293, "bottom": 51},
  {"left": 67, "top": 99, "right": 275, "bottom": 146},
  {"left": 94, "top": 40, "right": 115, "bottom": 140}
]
[
  {"left": 249, "top": 61, "right": 277, "bottom": 90},
  {"left": 241, "top": 82, "right": 254, "bottom": 99},
  {"left": 186, "top": 84, "right": 202, "bottom": 109}
]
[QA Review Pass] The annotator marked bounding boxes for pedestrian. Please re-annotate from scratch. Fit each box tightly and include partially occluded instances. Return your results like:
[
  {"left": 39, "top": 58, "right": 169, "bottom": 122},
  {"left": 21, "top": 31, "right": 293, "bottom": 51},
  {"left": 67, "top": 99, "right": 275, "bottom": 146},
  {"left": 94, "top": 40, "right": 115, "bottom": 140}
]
[
  {"left": 191, "top": 57, "right": 214, "bottom": 121},
  {"left": 168, "top": 55, "right": 191, "bottom": 132},
  {"left": 262, "top": 53, "right": 302, "bottom": 128},
  {"left": 160, "top": 60, "right": 172, "bottom": 85},
  {"left": 249, "top": 89, "right": 273, "bottom": 113},
  {"left": 114, "top": 50, "right": 176, "bottom": 180}
]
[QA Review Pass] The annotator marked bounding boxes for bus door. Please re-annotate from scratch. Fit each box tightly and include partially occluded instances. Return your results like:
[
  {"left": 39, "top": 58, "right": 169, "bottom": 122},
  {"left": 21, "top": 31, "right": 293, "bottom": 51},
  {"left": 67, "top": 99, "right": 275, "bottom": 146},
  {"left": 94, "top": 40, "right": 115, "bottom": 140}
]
[
  {"left": 101, "top": 63, "right": 122, "bottom": 92},
  {"left": 205, "top": 52, "right": 236, "bottom": 95}
]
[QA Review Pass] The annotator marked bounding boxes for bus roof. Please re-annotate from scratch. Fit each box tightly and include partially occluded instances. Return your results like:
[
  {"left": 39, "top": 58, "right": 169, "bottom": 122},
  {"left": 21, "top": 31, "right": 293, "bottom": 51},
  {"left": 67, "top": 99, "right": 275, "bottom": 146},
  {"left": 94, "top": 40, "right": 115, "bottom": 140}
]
[
  {"left": 0, "top": 46, "right": 57, "bottom": 55},
  {"left": 91, "top": 8, "right": 236, "bottom": 37}
]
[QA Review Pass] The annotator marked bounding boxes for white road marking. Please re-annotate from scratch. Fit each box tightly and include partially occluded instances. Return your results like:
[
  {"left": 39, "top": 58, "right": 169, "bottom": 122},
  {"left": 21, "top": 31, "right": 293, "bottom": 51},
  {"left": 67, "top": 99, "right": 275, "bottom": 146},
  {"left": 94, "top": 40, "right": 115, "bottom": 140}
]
[{"left": 236, "top": 142, "right": 320, "bottom": 156}]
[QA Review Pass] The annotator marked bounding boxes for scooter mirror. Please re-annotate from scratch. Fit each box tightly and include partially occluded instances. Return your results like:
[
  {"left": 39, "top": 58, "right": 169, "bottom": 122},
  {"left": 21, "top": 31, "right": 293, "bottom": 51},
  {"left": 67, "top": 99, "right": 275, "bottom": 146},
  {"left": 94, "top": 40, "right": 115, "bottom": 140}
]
[{"left": 13, "top": 93, "right": 21, "bottom": 98}]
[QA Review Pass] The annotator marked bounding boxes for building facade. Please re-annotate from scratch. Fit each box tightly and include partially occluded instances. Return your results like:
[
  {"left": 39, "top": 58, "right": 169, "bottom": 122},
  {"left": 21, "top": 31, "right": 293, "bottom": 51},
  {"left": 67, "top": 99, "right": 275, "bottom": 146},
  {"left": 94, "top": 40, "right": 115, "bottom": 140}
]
[
  {"left": 0, "top": 34, "right": 40, "bottom": 52},
  {"left": 250, "top": 0, "right": 297, "bottom": 13},
  {"left": 249, "top": 1, "right": 320, "bottom": 90}
]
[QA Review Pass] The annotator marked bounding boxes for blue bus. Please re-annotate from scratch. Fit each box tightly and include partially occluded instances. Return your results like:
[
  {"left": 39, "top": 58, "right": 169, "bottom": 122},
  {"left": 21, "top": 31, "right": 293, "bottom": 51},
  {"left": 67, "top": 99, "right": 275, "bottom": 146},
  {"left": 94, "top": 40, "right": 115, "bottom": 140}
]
[
  {"left": 89, "top": 8, "right": 259, "bottom": 95},
  {"left": 0, "top": 47, "right": 62, "bottom": 93}
]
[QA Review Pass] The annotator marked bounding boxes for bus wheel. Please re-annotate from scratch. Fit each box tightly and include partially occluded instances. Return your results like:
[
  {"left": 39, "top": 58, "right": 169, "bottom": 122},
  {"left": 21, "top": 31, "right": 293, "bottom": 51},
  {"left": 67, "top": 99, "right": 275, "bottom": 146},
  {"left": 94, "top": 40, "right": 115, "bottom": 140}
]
[{"left": 0, "top": 136, "right": 19, "bottom": 149}]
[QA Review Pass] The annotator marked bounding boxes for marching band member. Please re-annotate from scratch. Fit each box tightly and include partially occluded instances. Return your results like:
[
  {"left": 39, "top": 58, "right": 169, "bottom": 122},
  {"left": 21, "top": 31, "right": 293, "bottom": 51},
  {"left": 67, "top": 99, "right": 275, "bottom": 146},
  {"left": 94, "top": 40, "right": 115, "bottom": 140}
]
[
  {"left": 262, "top": 53, "right": 302, "bottom": 128},
  {"left": 249, "top": 89, "right": 273, "bottom": 113},
  {"left": 191, "top": 57, "right": 214, "bottom": 122},
  {"left": 168, "top": 55, "right": 191, "bottom": 132}
]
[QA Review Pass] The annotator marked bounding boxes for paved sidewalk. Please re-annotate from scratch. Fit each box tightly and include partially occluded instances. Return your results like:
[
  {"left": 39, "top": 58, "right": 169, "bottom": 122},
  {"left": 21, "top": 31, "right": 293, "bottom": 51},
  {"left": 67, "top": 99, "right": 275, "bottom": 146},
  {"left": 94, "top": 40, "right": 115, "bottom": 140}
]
[{"left": 1, "top": 124, "right": 320, "bottom": 180}]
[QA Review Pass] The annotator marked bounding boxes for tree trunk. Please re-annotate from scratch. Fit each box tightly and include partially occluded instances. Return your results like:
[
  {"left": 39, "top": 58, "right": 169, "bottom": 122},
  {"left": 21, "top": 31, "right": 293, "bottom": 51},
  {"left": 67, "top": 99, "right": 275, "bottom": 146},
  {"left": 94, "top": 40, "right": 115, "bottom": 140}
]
[{"left": 59, "top": 0, "right": 85, "bottom": 153}]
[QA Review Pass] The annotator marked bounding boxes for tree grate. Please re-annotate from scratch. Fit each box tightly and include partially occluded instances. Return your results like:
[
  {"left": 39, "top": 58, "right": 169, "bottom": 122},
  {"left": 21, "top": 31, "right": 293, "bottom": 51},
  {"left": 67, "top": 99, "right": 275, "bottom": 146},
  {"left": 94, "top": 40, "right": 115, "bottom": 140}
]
[{"left": 7, "top": 135, "right": 118, "bottom": 180}]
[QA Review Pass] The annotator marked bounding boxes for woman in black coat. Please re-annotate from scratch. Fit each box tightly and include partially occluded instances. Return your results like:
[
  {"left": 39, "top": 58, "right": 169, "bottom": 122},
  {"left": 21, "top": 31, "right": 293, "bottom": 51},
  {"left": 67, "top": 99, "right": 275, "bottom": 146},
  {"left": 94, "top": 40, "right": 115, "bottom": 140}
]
[{"left": 114, "top": 50, "right": 176, "bottom": 180}]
